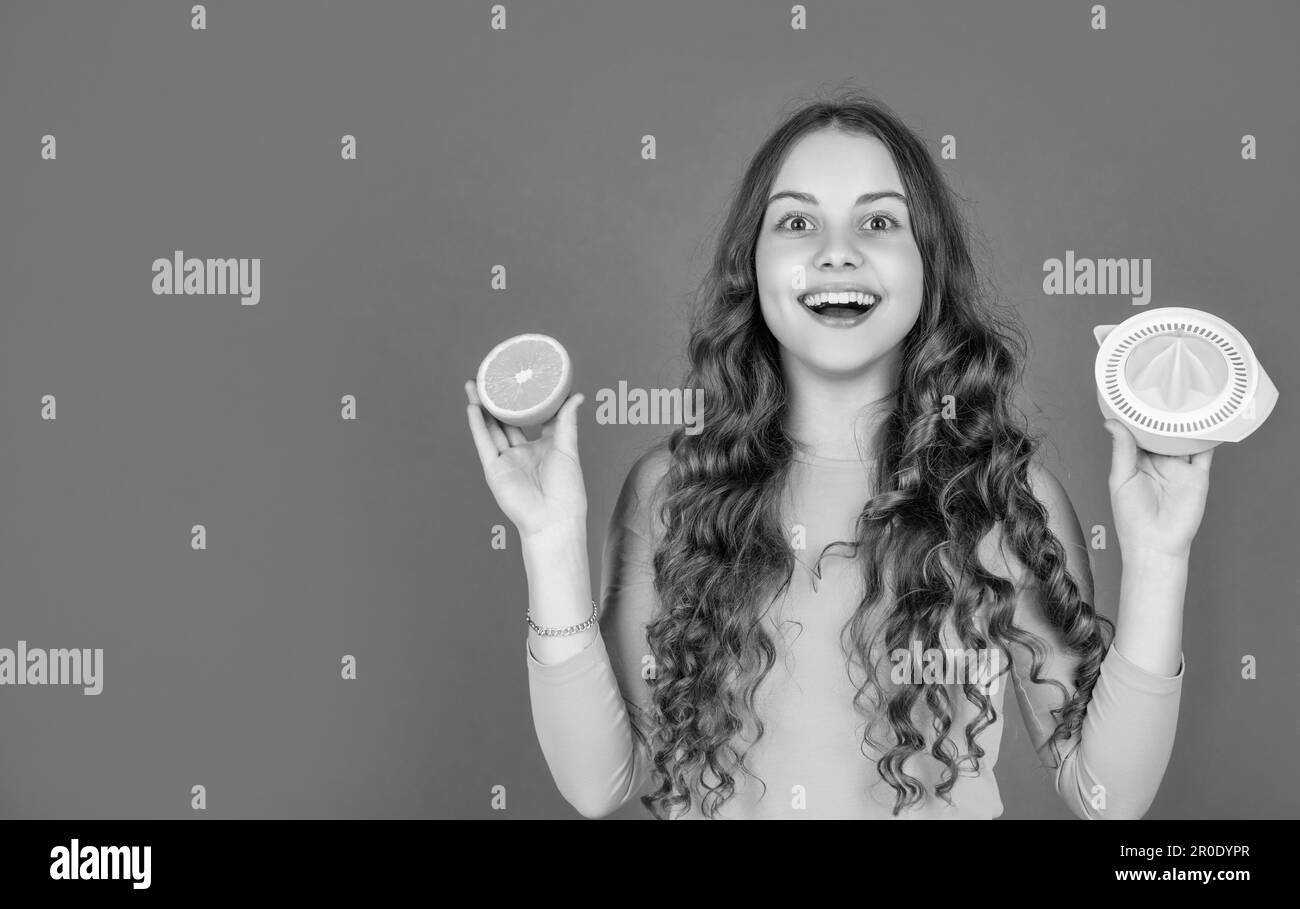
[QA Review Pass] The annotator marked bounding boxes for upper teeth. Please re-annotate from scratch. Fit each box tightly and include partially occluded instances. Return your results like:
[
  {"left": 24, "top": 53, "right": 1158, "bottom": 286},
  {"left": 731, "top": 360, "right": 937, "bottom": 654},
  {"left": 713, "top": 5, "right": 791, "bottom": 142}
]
[{"left": 801, "top": 291, "right": 878, "bottom": 306}]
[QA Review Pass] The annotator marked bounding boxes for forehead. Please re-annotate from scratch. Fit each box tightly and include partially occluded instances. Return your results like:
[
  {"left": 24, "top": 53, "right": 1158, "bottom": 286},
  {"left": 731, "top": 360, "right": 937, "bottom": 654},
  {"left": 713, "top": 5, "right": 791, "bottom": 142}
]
[{"left": 770, "top": 130, "right": 905, "bottom": 203}]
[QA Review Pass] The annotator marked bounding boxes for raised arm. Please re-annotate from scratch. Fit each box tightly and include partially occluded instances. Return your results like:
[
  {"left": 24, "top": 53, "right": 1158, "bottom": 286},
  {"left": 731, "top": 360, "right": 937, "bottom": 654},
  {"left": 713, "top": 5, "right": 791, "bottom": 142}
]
[
  {"left": 1003, "top": 461, "right": 1185, "bottom": 820},
  {"left": 525, "top": 445, "right": 670, "bottom": 818}
]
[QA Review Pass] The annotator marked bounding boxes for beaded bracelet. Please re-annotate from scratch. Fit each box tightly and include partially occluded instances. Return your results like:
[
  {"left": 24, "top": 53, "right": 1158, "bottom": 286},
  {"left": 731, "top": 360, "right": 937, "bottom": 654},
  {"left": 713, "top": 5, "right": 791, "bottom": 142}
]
[{"left": 526, "top": 599, "right": 598, "bottom": 637}]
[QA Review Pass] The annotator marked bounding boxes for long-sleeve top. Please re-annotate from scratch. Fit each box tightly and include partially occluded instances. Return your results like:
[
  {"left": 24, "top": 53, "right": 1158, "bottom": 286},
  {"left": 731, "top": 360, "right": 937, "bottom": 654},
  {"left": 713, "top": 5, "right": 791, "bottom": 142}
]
[{"left": 526, "top": 444, "right": 1185, "bottom": 819}]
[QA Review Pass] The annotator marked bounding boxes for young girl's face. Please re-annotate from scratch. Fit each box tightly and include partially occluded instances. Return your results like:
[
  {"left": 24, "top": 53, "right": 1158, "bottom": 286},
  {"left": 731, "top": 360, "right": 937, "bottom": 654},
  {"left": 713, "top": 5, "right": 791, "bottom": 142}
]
[{"left": 755, "top": 129, "right": 925, "bottom": 377}]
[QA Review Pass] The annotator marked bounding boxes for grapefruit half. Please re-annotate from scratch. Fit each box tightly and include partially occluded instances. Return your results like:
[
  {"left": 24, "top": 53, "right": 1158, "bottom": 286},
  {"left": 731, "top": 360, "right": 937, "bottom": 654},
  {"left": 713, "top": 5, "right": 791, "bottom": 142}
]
[{"left": 475, "top": 333, "right": 574, "bottom": 428}]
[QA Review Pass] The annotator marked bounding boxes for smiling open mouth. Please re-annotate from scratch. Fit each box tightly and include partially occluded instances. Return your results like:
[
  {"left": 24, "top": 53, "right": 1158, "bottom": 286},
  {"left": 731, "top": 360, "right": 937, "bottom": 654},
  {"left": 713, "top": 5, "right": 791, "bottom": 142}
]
[{"left": 798, "top": 290, "right": 880, "bottom": 320}]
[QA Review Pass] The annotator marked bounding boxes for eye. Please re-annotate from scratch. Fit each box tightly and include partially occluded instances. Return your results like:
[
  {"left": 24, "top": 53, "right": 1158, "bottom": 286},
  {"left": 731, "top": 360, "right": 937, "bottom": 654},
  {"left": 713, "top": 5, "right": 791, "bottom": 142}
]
[
  {"left": 773, "top": 210, "right": 902, "bottom": 234},
  {"left": 774, "top": 211, "right": 814, "bottom": 233},
  {"left": 865, "top": 213, "right": 901, "bottom": 232}
]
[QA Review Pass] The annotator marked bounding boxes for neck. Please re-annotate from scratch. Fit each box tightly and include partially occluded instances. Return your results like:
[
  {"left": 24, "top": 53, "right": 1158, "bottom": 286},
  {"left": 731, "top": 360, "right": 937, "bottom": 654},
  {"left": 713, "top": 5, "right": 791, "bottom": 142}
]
[{"left": 781, "top": 351, "right": 900, "bottom": 460}]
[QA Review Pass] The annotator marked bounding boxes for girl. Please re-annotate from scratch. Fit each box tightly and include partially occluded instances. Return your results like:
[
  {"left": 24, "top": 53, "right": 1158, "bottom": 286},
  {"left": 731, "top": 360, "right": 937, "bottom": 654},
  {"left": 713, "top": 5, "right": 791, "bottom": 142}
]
[{"left": 465, "top": 92, "right": 1213, "bottom": 819}]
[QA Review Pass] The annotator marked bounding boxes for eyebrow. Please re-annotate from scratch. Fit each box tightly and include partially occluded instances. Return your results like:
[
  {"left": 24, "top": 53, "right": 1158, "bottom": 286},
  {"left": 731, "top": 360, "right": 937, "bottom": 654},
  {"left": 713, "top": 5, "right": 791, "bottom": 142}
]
[{"left": 766, "top": 189, "right": 909, "bottom": 208}]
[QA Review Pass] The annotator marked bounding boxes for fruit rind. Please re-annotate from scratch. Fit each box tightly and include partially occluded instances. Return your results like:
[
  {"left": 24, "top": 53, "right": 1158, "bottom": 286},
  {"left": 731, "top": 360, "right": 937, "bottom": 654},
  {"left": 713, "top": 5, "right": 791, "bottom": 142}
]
[{"left": 475, "top": 333, "right": 573, "bottom": 428}]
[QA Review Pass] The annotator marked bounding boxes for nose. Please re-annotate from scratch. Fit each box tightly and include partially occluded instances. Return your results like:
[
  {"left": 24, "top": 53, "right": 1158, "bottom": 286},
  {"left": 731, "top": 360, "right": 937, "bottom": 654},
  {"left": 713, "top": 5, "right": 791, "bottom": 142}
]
[{"left": 814, "top": 227, "right": 865, "bottom": 270}]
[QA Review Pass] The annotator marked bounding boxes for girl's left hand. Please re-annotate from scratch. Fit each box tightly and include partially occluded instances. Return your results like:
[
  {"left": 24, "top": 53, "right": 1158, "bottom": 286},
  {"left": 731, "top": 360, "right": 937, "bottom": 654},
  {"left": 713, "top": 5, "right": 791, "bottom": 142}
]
[{"left": 1103, "top": 419, "right": 1215, "bottom": 559}]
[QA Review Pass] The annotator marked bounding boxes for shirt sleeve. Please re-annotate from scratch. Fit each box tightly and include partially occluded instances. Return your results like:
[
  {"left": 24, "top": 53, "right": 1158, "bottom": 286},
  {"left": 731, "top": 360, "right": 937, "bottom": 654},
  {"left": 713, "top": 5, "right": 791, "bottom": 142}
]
[
  {"left": 1010, "top": 630, "right": 1184, "bottom": 820},
  {"left": 1007, "top": 462, "right": 1185, "bottom": 820},
  {"left": 524, "top": 445, "right": 669, "bottom": 819}
]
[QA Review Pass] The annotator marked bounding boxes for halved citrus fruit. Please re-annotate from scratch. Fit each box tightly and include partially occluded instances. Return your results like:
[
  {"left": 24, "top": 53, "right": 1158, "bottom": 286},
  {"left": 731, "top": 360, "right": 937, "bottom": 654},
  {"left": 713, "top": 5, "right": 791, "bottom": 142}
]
[{"left": 475, "top": 333, "right": 574, "bottom": 428}]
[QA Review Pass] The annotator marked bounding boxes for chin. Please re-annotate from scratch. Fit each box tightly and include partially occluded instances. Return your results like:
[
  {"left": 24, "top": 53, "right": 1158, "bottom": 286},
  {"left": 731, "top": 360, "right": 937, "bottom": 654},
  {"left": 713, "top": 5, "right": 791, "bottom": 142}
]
[{"left": 789, "top": 344, "right": 887, "bottom": 375}]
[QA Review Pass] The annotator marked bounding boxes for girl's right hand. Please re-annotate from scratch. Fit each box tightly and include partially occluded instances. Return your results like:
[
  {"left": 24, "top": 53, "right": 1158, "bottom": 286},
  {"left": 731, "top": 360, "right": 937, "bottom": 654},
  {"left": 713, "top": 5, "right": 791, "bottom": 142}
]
[{"left": 464, "top": 380, "right": 588, "bottom": 542}]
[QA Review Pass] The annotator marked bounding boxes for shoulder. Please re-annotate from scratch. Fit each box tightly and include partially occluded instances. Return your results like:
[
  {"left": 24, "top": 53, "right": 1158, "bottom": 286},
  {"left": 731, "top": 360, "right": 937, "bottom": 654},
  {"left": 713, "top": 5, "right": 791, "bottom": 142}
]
[
  {"left": 977, "top": 456, "right": 1090, "bottom": 589},
  {"left": 611, "top": 439, "right": 674, "bottom": 542},
  {"left": 624, "top": 439, "right": 673, "bottom": 502},
  {"left": 1024, "top": 459, "right": 1081, "bottom": 534},
  {"left": 1024, "top": 460, "right": 1091, "bottom": 585}
]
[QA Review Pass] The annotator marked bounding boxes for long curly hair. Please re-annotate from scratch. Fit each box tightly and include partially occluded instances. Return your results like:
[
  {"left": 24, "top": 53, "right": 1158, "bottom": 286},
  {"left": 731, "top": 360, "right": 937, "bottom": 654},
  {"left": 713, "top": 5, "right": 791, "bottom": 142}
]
[{"left": 634, "top": 90, "right": 1115, "bottom": 819}]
